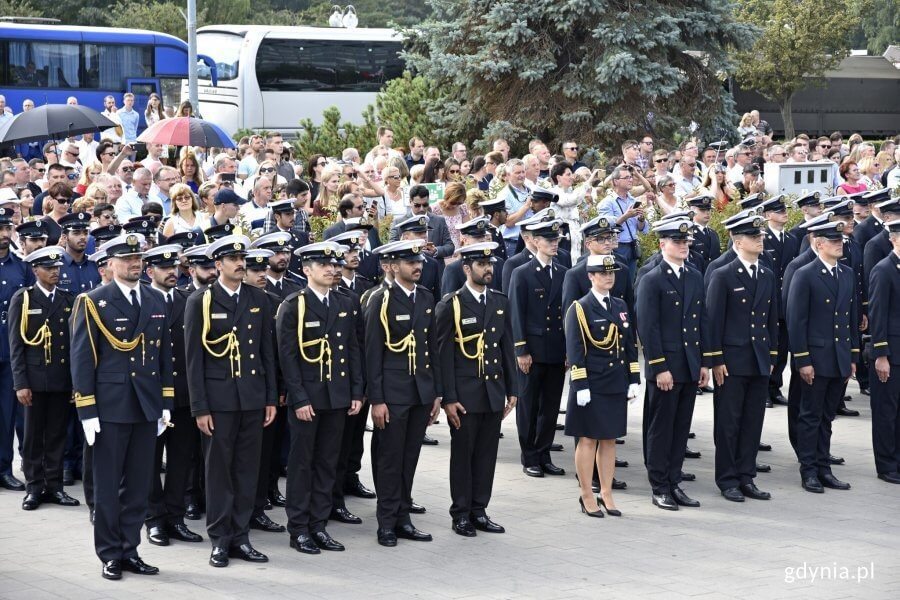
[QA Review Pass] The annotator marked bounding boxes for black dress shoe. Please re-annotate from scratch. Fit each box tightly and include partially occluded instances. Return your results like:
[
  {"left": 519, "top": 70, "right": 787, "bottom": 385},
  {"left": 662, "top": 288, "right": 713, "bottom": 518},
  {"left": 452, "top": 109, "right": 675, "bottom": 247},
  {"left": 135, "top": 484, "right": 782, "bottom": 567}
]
[
  {"left": 229, "top": 543, "right": 268, "bottom": 562},
  {"left": 267, "top": 490, "right": 287, "bottom": 507},
  {"left": 422, "top": 434, "right": 439, "bottom": 446},
  {"left": 772, "top": 393, "right": 789, "bottom": 405},
  {"left": 541, "top": 462, "right": 566, "bottom": 476},
  {"left": 365, "top": 424, "right": 374, "bottom": 433},
  {"left": 344, "top": 479, "right": 376, "bottom": 499},
  {"left": 860, "top": 388, "right": 870, "bottom": 396},
  {"left": 611, "top": 478, "right": 627, "bottom": 490},
  {"left": 409, "top": 501, "right": 426, "bottom": 514},
  {"left": 836, "top": 406, "right": 860, "bottom": 417},
  {"left": 578, "top": 497, "right": 604, "bottom": 518},
  {"left": 0, "top": 473, "right": 25, "bottom": 491},
  {"left": 264, "top": 499, "right": 273, "bottom": 511},
  {"left": 555, "top": 423, "right": 564, "bottom": 431},
  {"left": 209, "top": 547, "right": 229, "bottom": 567},
  {"left": 758, "top": 442, "right": 772, "bottom": 452},
  {"left": 22, "top": 492, "right": 41, "bottom": 510},
  {"left": 765, "top": 398, "right": 774, "bottom": 408},
  {"left": 877, "top": 472, "right": 900, "bottom": 484},
  {"left": 672, "top": 487, "right": 700, "bottom": 507},
  {"left": 452, "top": 517, "right": 477, "bottom": 536},
  {"left": 146, "top": 526, "right": 170, "bottom": 546},
  {"left": 43, "top": 490, "right": 80, "bottom": 506},
  {"left": 62, "top": 470, "right": 74, "bottom": 487},
  {"left": 395, "top": 523, "right": 432, "bottom": 541},
  {"left": 700, "top": 384, "right": 714, "bottom": 393},
  {"left": 250, "top": 514, "right": 286, "bottom": 532},
  {"left": 819, "top": 473, "right": 851, "bottom": 490},
  {"left": 167, "top": 523, "right": 203, "bottom": 542},
  {"left": 550, "top": 443, "right": 564, "bottom": 452},
  {"left": 377, "top": 528, "right": 398, "bottom": 547},
  {"left": 330, "top": 506, "right": 362, "bottom": 524},
  {"left": 740, "top": 482, "right": 771, "bottom": 500},
  {"left": 616, "top": 437, "right": 626, "bottom": 444},
  {"left": 652, "top": 493, "right": 678, "bottom": 511},
  {"left": 598, "top": 497, "right": 622, "bottom": 517},
  {"left": 756, "top": 463, "right": 771, "bottom": 473},
  {"left": 802, "top": 476, "right": 824, "bottom": 493},
  {"left": 722, "top": 487, "right": 745, "bottom": 502},
  {"left": 696, "top": 387, "right": 704, "bottom": 395},
  {"left": 313, "top": 531, "right": 345, "bottom": 551},
  {"left": 615, "top": 458, "right": 629, "bottom": 468},
  {"left": 680, "top": 471, "right": 696, "bottom": 482},
  {"left": 523, "top": 465, "right": 544, "bottom": 478},
  {"left": 828, "top": 455, "right": 845, "bottom": 465},
  {"left": 122, "top": 556, "right": 159, "bottom": 575},
  {"left": 687, "top": 432, "right": 696, "bottom": 439},
  {"left": 684, "top": 447, "right": 701, "bottom": 459},
  {"left": 290, "top": 534, "right": 320, "bottom": 554},
  {"left": 184, "top": 503, "right": 201, "bottom": 520},
  {"left": 472, "top": 515, "right": 505, "bottom": 533},
  {"left": 102, "top": 559, "right": 122, "bottom": 580}
]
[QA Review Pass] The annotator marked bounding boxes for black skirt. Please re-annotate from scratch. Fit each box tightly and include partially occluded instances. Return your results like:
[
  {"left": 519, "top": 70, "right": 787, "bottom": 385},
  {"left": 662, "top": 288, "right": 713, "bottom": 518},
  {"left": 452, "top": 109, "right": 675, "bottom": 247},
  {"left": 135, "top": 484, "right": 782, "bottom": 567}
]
[{"left": 564, "top": 390, "right": 627, "bottom": 440}]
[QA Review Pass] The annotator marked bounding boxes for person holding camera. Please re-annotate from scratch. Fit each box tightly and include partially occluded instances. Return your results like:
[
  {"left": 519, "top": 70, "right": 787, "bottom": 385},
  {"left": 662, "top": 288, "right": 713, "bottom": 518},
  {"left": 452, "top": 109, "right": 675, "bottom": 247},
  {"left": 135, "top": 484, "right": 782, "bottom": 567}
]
[{"left": 596, "top": 165, "right": 649, "bottom": 283}]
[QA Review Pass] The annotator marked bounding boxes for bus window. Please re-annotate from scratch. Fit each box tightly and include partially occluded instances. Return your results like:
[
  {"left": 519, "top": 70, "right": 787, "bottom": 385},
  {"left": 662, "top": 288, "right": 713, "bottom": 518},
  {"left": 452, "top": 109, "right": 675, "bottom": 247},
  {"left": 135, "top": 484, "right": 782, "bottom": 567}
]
[
  {"left": 9, "top": 41, "right": 80, "bottom": 88},
  {"left": 160, "top": 77, "right": 182, "bottom": 111},
  {"left": 196, "top": 33, "right": 242, "bottom": 81},
  {"left": 84, "top": 44, "right": 153, "bottom": 89}
]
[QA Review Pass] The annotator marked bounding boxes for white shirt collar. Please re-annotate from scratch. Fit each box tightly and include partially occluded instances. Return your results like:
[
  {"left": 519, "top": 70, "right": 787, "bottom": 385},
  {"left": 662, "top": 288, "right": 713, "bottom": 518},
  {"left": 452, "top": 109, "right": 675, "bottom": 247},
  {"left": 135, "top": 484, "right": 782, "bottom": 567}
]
[
  {"left": 663, "top": 259, "right": 685, "bottom": 277},
  {"left": 819, "top": 257, "right": 838, "bottom": 272},
  {"left": 150, "top": 283, "right": 173, "bottom": 301},
  {"left": 393, "top": 280, "right": 416, "bottom": 298},
  {"left": 34, "top": 281, "right": 55, "bottom": 298},
  {"left": 465, "top": 283, "right": 486, "bottom": 303},
  {"left": 342, "top": 274, "right": 356, "bottom": 288},
  {"left": 535, "top": 256, "right": 552, "bottom": 270},
  {"left": 591, "top": 289, "right": 611, "bottom": 307},
  {"left": 309, "top": 286, "right": 329, "bottom": 304},
  {"left": 217, "top": 280, "right": 241, "bottom": 298},
  {"left": 266, "top": 274, "right": 284, "bottom": 286},
  {"left": 114, "top": 279, "right": 140, "bottom": 302},
  {"left": 737, "top": 256, "right": 758, "bottom": 274}
]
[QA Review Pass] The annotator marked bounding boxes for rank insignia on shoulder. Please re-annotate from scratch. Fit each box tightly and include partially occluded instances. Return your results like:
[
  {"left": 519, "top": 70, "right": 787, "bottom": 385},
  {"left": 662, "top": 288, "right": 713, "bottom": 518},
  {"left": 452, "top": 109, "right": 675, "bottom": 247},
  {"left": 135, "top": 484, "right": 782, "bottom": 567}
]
[
  {"left": 98, "top": 300, "right": 107, "bottom": 307},
  {"left": 426, "top": 308, "right": 432, "bottom": 314},
  {"left": 250, "top": 307, "right": 260, "bottom": 313},
  {"left": 338, "top": 311, "right": 347, "bottom": 317},
  {"left": 497, "top": 309, "right": 503, "bottom": 314}
]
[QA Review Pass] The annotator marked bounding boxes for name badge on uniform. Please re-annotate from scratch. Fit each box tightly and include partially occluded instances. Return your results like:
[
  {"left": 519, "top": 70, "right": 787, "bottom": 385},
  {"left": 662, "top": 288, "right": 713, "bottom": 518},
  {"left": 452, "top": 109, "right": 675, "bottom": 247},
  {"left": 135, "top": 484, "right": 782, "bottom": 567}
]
[
  {"left": 27, "top": 308, "right": 42, "bottom": 315},
  {"left": 115, "top": 318, "right": 130, "bottom": 322},
  {"left": 305, "top": 321, "right": 320, "bottom": 328},
  {"left": 211, "top": 313, "right": 227, "bottom": 319},
  {"left": 593, "top": 319, "right": 607, "bottom": 323},
  {"left": 461, "top": 317, "right": 477, "bottom": 325},
  {"left": 734, "top": 287, "right": 745, "bottom": 292},
  {"left": 396, "top": 314, "right": 410, "bottom": 321}
]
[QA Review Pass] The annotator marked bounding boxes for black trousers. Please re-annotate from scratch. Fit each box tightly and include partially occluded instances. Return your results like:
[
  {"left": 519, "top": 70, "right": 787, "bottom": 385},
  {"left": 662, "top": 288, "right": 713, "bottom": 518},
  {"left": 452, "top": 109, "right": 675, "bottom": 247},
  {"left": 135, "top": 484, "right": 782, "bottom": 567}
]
[
  {"left": 768, "top": 320, "right": 790, "bottom": 397},
  {"left": 787, "top": 359, "right": 802, "bottom": 456},
  {"left": 22, "top": 391, "right": 70, "bottom": 494},
  {"left": 147, "top": 406, "right": 198, "bottom": 528},
  {"left": 63, "top": 404, "right": 84, "bottom": 475},
  {"left": 202, "top": 409, "right": 264, "bottom": 549},
  {"left": 286, "top": 407, "right": 345, "bottom": 537},
  {"left": 252, "top": 408, "right": 279, "bottom": 518},
  {"left": 449, "top": 411, "right": 502, "bottom": 519},
  {"left": 645, "top": 382, "right": 695, "bottom": 495},
  {"left": 797, "top": 375, "right": 845, "bottom": 479},
  {"left": 333, "top": 402, "right": 370, "bottom": 508},
  {"left": 870, "top": 369, "right": 900, "bottom": 475},
  {"left": 714, "top": 374, "right": 767, "bottom": 490},
  {"left": 373, "top": 403, "right": 429, "bottom": 531},
  {"left": 92, "top": 421, "right": 156, "bottom": 562},
  {"left": 82, "top": 440, "right": 94, "bottom": 509},
  {"left": 267, "top": 404, "right": 287, "bottom": 492},
  {"left": 516, "top": 362, "right": 565, "bottom": 467}
]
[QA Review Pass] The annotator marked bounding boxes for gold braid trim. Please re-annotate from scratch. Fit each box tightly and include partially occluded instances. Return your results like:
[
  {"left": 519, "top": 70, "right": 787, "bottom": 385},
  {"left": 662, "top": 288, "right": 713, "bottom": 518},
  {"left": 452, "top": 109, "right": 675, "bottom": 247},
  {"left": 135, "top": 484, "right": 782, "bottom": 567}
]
[
  {"left": 74, "top": 393, "right": 95, "bottom": 407},
  {"left": 201, "top": 289, "right": 241, "bottom": 377},
  {"left": 380, "top": 289, "right": 416, "bottom": 374},
  {"left": 574, "top": 301, "right": 620, "bottom": 354},
  {"left": 297, "top": 294, "right": 332, "bottom": 381},
  {"left": 570, "top": 366, "right": 587, "bottom": 381},
  {"left": 78, "top": 295, "right": 145, "bottom": 366},
  {"left": 20, "top": 291, "right": 53, "bottom": 365},
  {"left": 452, "top": 295, "right": 485, "bottom": 376},
  {"left": 873, "top": 341, "right": 888, "bottom": 347}
]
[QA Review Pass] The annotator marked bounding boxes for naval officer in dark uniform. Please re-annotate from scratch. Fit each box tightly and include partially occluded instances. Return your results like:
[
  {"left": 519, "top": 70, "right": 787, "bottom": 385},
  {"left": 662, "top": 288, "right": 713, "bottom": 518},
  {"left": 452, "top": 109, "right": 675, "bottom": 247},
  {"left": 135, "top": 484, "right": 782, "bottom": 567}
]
[
  {"left": 9, "top": 246, "right": 79, "bottom": 510},
  {"left": 394, "top": 215, "right": 443, "bottom": 300},
  {"left": 277, "top": 241, "right": 364, "bottom": 554},
  {"left": 636, "top": 219, "right": 709, "bottom": 511},
  {"left": 184, "top": 235, "right": 278, "bottom": 568},
  {"left": 562, "top": 216, "right": 632, "bottom": 311},
  {"left": 440, "top": 216, "right": 505, "bottom": 296},
  {"left": 863, "top": 198, "right": 900, "bottom": 282},
  {"left": 263, "top": 199, "right": 311, "bottom": 278},
  {"left": 786, "top": 220, "right": 858, "bottom": 494},
  {"left": 685, "top": 194, "right": 720, "bottom": 274},
  {"left": 852, "top": 189, "right": 889, "bottom": 249},
  {"left": 70, "top": 233, "right": 174, "bottom": 580},
  {"left": 435, "top": 242, "right": 517, "bottom": 537},
  {"left": 703, "top": 215, "right": 778, "bottom": 503}
]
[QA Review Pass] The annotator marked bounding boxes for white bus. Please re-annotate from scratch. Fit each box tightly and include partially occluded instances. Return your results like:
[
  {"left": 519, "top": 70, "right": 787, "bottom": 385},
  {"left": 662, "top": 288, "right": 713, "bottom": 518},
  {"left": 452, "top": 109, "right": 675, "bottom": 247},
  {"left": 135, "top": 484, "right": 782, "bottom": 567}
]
[{"left": 189, "top": 25, "right": 405, "bottom": 136}]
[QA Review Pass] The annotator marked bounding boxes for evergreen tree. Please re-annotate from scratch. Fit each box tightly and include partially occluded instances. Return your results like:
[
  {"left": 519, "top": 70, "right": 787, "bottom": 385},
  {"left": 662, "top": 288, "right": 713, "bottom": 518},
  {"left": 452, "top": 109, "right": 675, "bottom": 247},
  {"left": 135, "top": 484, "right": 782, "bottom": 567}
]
[{"left": 404, "top": 0, "right": 755, "bottom": 151}]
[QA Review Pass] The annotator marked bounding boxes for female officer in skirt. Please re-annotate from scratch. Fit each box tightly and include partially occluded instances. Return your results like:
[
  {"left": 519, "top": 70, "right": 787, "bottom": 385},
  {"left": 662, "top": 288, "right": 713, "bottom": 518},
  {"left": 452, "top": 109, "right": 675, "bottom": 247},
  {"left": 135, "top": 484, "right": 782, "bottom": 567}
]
[{"left": 564, "top": 255, "right": 640, "bottom": 517}]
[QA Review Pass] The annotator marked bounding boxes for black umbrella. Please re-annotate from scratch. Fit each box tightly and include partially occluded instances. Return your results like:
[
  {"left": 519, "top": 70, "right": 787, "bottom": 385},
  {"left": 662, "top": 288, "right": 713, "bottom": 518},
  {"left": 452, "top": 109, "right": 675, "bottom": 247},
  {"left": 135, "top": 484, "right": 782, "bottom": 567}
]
[{"left": 0, "top": 104, "right": 117, "bottom": 145}]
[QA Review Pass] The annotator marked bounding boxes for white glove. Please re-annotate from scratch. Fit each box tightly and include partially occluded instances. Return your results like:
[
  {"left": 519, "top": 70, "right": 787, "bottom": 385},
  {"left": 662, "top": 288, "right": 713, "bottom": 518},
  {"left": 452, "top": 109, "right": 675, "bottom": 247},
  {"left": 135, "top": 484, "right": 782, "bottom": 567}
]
[
  {"left": 576, "top": 389, "right": 591, "bottom": 407},
  {"left": 627, "top": 384, "right": 640, "bottom": 404},
  {"left": 157, "top": 409, "right": 172, "bottom": 437},
  {"left": 82, "top": 418, "right": 101, "bottom": 446}
]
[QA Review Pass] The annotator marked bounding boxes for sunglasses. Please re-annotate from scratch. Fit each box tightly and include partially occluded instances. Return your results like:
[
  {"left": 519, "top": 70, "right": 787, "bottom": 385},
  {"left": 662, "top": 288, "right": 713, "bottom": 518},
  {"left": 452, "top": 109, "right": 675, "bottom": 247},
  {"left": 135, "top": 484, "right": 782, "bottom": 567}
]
[
  {"left": 102, "top": 152, "right": 115, "bottom": 157},
  {"left": 387, "top": 175, "right": 401, "bottom": 180},
  {"left": 66, "top": 173, "right": 77, "bottom": 180},
  {"left": 346, "top": 172, "right": 358, "bottom": 179},
  {"left": 259, "top": 167, "right": 276, "bottom": 173},
  {"left": 412, "top": 201, "right": 429, "bottom": 208},
  {"left": 35, "top": 168, "right": 45, "bottom": 173},
  {"left": 53, "top": 197, "right": 70, "bottom": 202},
  {"left": 565, "top": 146, "right": 578, "bottom": 151},
  {"left": 221, "top": 181, "right": 234, "bottom": 187},
  {"left": 654, "top": 158, "right": 668, "bottom": 163},
  {"left": 449, "top": 169, "right": 460, "bottom": 174},
  {"left": 121, "top": 166, "right": 135, "bottom": 173}
]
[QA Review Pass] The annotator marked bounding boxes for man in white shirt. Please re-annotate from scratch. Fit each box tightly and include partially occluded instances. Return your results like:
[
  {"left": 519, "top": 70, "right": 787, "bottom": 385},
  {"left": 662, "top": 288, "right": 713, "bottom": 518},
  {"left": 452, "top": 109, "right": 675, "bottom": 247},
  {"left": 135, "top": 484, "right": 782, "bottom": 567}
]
[
  {"left": 100, "top": 96, "right": 122, "bottom": 143},
  {"left": 115, "top": 167, "right": 153, "bottom": 222},
  {"left": 673, "top": 157, "right": 702, "bottom": 199},
  {"left": 727, "top": 144, "right": 752, "bottom": 184}
]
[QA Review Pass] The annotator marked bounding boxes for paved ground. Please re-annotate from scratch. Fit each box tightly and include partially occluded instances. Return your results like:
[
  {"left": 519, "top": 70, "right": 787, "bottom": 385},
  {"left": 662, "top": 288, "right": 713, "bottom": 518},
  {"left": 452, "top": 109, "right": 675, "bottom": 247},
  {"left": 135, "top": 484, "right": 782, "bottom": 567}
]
[{"left": 0, "top": 376, "right": 896, "bottom": 599}]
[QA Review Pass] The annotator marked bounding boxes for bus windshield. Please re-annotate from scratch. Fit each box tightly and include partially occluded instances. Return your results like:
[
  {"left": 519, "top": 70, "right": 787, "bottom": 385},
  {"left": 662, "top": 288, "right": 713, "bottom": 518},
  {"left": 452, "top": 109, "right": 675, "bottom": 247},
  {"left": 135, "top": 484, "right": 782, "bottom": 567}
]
[{"left": 197, "top": 32, "right": 242, "bottom": 81}]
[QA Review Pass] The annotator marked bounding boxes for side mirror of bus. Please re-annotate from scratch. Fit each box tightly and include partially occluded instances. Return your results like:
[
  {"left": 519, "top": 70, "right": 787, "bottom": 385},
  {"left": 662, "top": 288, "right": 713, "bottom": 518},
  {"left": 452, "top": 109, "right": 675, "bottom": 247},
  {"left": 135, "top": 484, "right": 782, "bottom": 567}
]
[{"left": 197, "top": 54, "right": 219, "bottom": 87}]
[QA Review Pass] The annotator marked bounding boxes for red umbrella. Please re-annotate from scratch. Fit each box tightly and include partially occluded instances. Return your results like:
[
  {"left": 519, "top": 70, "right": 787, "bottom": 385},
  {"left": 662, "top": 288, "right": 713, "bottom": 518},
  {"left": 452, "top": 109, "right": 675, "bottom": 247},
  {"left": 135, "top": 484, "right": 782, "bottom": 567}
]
[{"left": 137, "top": 116, "right": 235, "bottom": 148}]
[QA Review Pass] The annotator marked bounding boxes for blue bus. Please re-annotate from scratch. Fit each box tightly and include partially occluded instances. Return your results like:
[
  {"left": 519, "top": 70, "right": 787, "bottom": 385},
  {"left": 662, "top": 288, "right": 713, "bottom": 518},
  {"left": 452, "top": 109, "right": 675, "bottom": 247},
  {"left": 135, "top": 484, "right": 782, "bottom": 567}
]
[{"left": 0, "top": 22, "right": 192, "bottom": 122}]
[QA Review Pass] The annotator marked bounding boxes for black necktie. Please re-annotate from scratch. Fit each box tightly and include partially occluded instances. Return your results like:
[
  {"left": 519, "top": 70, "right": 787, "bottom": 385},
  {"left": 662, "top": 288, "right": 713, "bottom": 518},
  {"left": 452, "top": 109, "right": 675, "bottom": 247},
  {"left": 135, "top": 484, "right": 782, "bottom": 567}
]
[
  {"left": 678, "top": 266, "right": 685, "bottom": 279},
  {"left": 130, "top": 289, "right": 139, "bottom": 307},
  {"left": 831, "top": 267, "right": 838, "bottom": 280},
  {"left": 48, "top": 292, "right": 54, "bottom": 304},
  {"left": 602, "top": 296, "right": 610, "bottom": 311},
  {"left": 275, "top": 280, "right": 282, "bottom": 293},
  {"left": 479, "top": 293, "right": 485, "bottom": 305},
  {"left": 349, "top": 278, "right": 355, "bottom": 291},
  {"left": 323, "top": 294, "right": 329, "bottom": 308},
  {"left": 233, "top": 293, "right": 239, "bottom": 307},
  {"left": 166, "top": 293, "right": 173, "bottom": 307},
  {"left": 546, "top": 265, "right": 552, "bottom": 279},
  {"left": 410, "top": 291, "right": 415, "bottom": 304},
  {"left": 749, "top": 264, "right": 757, "bottom": 280}
]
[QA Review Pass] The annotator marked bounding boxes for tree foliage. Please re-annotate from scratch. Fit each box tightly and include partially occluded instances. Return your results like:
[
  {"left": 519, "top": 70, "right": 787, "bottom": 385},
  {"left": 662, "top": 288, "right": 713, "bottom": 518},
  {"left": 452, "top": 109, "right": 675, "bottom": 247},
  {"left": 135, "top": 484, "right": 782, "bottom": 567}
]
[
  {"left": 856, "top": 0, "right": 900, "bottom": 55},
  {"left": 292, "top": 106, "right": 378, "bottom": 160},
  {"left": 404, "top": 0, "right": 756, "bottom": 153},
  {"left": 733, "top": 0, "right": 862, "bottom": 139},
  {"left": 372, "top": 72, "right": 455, "bottom": 153},
  {"left": 0, "top": 0, "right": 42, "bottom": 17}
]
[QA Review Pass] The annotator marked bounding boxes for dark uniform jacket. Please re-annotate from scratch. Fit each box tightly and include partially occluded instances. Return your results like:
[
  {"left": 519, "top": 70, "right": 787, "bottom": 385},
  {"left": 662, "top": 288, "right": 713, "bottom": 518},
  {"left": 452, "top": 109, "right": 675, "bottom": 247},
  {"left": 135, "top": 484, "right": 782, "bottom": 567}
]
[
  {"left": 70, "top": 283, "right": 174, "bottom": 422},
  {"left": 636, "top": 261, "right": 705, "bottom": 383},
  {"left": 509, "top": 257, "right": 567, "bottom": 364},
  {"left": 704, "top": 247, "right": 775, "bottom": 287},
  {"left": 363, "top": 283, "right": 440, "bottom": 406},
  {"left": 265, "top": 276, "right": 304, "bottom": 301},
  {"left": 440, "top": 256, "right": 505, "bottom": 297},
  {"left": 58, "top": 253, "right": 101, "bottom": 294},
  {"left": 434, "top": 287, "right": 517, "bottom": 413},
  {"left": 864, "top": 230, "right": 892, "bottom": 283},
  {"left": 786, "top": 259, "right": 859, "bottom": 379},
  {"left": 565, "top": 293, "right": 639, "bottom": 396},
  {"left": 690, "top": 224, "right": 721, "bottom": 273},
  {"left": 868, "top": 252, "right": 900, "bottom": 365},
  {"left": 853, "top": 215, "right": 883, "bottom": 249},
  {"left": 276, "top": 288, "right": 364, "bottom": 410},
  {"left": 184, "top": 283, "right": 278, "bottom": 416},
  {"left": 0, "top": 252, "right": 33, "bottom": 362},
  {"left": 167, "top": 287, "right": 190, "bottom": 409},
  {"left": 782, "top": 247, "right": 816, "bottom": 310},
  {"left": 562, "top": 256, "right": 634, "bottom": 313},
  {"left": 702, "top": 258, "right": 779, "bottom": 376},
  {"left": 262, "top": 225, "right": 310, "bottom": 276},
  {"left": 8, "top": 286, "right": 74, "bottom": 392}
]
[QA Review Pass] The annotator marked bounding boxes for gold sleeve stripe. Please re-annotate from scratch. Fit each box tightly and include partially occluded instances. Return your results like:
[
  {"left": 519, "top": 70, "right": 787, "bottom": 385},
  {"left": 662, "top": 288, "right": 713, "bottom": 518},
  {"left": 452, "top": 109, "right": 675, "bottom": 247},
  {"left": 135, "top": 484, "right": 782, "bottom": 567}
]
[
  {"left": 515, "top": 341, "right": 527, "bottom": 347},
  {"left": 702, "top": 351, "right": 723, "bottom": 357},
  {"left": 873, "top": 342, "right": 888, "bottom": 347},
  {"left": 793, "top": 352, "right": 809, "bottom": 357},
  {"left": 162, "top": 388, "right": 175, "bottom": 398},
  {"left": 851, "top": 348, "right": 859, "bottom": 353},
  {"left": 648, "top": 357, "right": 666, "bottom": 365},
  {"left": 629, "top": 362, "right": 640, "bottom": 373},
  {"left": 570, "top": 366, "right": 587, "bottom": 381},
  {"left": 74, "top": 393, "right": 95, "bottom": 408}
]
